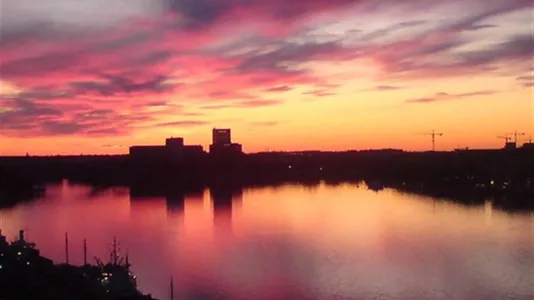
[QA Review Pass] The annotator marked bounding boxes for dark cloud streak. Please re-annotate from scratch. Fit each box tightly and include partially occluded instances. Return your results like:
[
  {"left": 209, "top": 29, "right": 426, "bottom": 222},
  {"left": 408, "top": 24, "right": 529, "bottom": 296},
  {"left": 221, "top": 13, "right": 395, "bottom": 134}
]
[
  {"left": 265, "top": 86, "right": 293, "bottom": 92},
  {"left": 154, "top": 120, "right": 208, "bottom": 127},
  {"left": 70, "top": 74, "right": 175, "bottom": 96},
  {"left": 406, "top": 90, "right": 499, "bottom": 103},
  {"left": 374, "top": 85, "right": 403, "bottom": 91},
  {"left": 517, "top": 75, "right": 533, "bottom": 88}
]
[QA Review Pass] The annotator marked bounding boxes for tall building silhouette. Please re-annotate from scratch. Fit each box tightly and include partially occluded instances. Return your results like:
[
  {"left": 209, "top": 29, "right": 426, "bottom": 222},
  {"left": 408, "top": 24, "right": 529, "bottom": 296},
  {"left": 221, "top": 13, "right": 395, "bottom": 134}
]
[
  {"left": 209, "top": 128, "right": 243, "bottom": 156},
  {"left": 212, "top": 128, "right": 231, "bottom": 145},
  {"left": 166, "top": 193, "right": 185, "bottom": 214}
]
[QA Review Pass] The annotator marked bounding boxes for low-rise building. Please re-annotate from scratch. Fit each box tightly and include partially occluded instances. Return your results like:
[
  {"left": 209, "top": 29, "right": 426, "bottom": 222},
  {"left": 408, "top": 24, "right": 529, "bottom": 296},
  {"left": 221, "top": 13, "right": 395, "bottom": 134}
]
[{"left": 129, "top": 137, "right": 205, "bottom": 161}]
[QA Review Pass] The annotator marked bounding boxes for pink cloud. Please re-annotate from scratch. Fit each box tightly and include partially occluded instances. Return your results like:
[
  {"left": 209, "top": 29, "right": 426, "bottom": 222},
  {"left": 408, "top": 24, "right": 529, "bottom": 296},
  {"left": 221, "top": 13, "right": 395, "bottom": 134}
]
[
  {"left": 1, "top": 0, "right": 532, "bottom": 138},
  {"left": 201, "top": 99, "right": 282, "bottom": 109}
]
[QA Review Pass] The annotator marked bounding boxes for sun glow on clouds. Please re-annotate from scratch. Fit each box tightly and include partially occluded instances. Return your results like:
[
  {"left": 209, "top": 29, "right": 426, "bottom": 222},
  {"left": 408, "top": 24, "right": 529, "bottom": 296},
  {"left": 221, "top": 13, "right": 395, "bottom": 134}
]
[{"left": 0, "top": 0, "right": 532, "bottom": 155}]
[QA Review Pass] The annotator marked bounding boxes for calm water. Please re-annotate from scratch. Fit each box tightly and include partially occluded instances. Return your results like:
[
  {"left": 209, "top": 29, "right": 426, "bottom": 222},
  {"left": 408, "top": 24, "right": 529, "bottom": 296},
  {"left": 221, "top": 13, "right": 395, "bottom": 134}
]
[{"left": 1, "top": 181, "right": 533, "bottom": 300}]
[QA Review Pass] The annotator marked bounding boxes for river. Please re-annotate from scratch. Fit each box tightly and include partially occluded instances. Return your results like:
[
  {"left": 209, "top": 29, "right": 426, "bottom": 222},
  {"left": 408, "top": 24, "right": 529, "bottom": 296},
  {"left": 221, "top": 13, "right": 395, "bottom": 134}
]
[{"left": 1, "top": 181, "right": 533, "bottom": 300}]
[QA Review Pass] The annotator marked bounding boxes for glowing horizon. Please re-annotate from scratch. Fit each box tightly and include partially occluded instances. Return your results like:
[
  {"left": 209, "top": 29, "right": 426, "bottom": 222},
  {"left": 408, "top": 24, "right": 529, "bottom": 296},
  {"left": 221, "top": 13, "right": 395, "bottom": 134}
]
[{"left": 1, "top": 0, "right": 532, "bottom": 155}]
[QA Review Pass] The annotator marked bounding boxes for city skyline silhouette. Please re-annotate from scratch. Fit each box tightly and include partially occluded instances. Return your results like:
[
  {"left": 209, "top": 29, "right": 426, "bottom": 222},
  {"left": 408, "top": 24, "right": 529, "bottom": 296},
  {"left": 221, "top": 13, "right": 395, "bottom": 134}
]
[
  {"left": 1, "top": 1, "right": 533, "bottom": 300},
  {"left": 1, "top": 0, "right": 532, "bottom": 156}
]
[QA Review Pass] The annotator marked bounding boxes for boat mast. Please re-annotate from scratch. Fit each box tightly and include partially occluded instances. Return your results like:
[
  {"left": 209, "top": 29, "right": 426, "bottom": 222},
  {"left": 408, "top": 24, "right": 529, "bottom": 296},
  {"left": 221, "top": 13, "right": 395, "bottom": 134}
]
[
  {"left": 170, "top": 276, "right": 174, "bottom": 300},
  {"left": 112, "top": 236, "right": 118, "bottom": 265},
  {"left": 83, "top": 239, "right": 87, "bottom": 265},
  {"left": 65, "top": 232, "right": 69, "bottom": 264}
]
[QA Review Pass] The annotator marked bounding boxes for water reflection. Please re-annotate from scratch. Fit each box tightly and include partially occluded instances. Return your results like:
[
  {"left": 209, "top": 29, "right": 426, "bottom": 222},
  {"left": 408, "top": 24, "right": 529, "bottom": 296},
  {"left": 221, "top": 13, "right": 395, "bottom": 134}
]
[
  {"left": 0, "top": 182, "right": 533, "bottom": 300},
  {"left": 211, "top": 186, "right": 243, "bottom": 238},
  {"left": 166, "top": 194, "right": 184, "bottom": 216}
]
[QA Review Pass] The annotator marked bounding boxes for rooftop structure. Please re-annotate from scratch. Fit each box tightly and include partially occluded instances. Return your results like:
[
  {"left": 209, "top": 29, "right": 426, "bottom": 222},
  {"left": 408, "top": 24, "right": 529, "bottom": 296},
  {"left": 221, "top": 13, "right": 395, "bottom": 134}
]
[{"left": 165, "top": 137, "right": 184, "bottom": 148}]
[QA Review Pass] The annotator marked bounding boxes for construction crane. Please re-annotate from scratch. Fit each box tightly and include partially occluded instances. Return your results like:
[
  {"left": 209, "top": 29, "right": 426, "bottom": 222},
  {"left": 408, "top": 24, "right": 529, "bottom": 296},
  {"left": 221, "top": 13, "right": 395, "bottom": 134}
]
[
  {"left": 497, "top": 134, "right": 511, "bottom": 143},
  {"left": 508, "top": 130, "right": 526, "bottom": 144},
  {"left": 424, "top": 130, "right": 443, "bottom": 151}
]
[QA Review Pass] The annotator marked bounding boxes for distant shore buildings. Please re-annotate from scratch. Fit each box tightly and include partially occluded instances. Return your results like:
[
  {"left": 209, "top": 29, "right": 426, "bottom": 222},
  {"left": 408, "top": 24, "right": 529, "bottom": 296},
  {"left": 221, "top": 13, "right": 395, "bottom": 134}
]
[
  {"left": 521, "top": 142, "right": 534, "bottom": 150},
  {"left": 504, "top": 141, "right": 533, "bottom": 150},
  {"left": 128, "top": 128, "right": 243, "bottom": 161},
  {"left": 127, "top": 127, "right": 532, "bottom": 160}
]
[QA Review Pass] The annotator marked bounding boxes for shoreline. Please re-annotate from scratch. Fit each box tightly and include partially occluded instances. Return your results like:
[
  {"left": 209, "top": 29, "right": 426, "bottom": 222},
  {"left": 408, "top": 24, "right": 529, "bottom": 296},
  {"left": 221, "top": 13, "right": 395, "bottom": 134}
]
[{"left": 2, "top": 149, "right": 533, "bottom": 211}]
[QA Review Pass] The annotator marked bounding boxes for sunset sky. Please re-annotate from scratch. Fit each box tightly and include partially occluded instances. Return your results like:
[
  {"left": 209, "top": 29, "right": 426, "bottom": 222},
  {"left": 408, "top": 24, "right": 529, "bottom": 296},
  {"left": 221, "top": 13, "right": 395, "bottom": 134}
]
[{"left": 1, "top": 0, "right": 533, "bottom": 155}]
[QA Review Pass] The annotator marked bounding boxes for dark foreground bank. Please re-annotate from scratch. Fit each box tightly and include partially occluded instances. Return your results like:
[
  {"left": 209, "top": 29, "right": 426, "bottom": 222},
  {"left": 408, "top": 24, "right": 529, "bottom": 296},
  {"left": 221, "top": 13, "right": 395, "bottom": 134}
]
[{"left": 0, "top": 231, "right": 157, "bottom": 300}]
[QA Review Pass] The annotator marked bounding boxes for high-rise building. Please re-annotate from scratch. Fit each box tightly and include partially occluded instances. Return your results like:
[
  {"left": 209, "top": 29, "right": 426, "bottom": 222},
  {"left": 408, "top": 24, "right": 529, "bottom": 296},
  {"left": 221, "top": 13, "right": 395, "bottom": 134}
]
[
  {"left": 209, "top": 128, "right": 243, "bottom": 156},
  {"left": 212, "top": 128, "right": 231, "bottom": 145}
]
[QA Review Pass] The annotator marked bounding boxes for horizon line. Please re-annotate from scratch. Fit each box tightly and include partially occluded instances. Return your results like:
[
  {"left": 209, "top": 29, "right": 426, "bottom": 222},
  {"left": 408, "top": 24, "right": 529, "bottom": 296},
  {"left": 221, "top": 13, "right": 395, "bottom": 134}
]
[{"left": 1, "top": 147, "right": 526, "bottom": 158}]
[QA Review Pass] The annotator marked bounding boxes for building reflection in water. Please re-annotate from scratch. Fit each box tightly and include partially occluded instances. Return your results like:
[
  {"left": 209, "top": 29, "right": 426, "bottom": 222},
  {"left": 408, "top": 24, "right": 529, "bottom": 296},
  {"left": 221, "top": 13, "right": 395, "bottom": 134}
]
[
  {"left": 165, "top": 193, "right": 185, "bottom": 215},
  {"left": 484, "top": 200, "right": 493, "bottom": 226},
  {"left": 210, "top": 186, "right": 243, "bottom": 237},
  {"left": 129, "top": 185, "right": 207, "bottom": 225}
]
